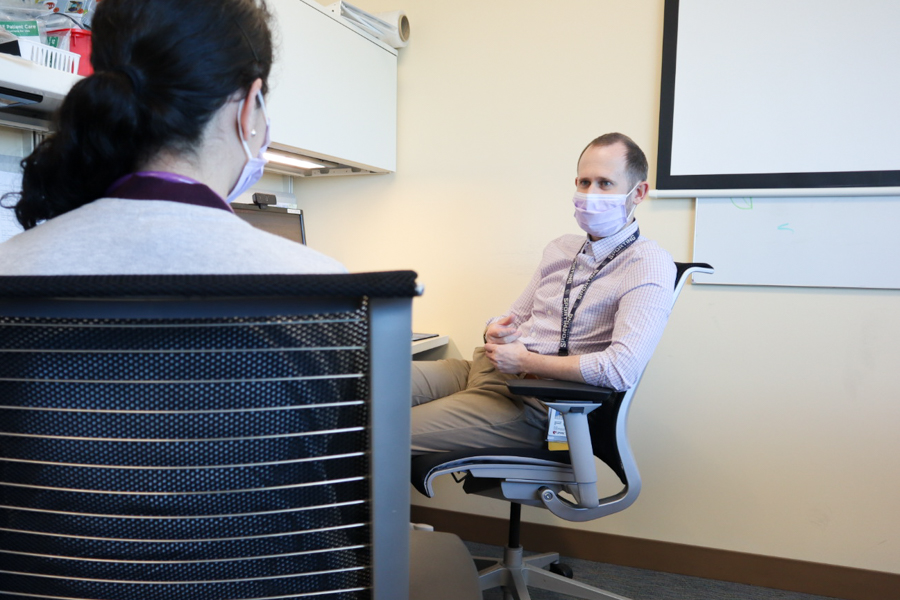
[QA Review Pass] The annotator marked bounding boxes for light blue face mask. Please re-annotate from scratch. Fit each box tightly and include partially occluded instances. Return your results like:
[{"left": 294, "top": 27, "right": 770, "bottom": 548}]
[
  {"left": 572, "top": 182, "right": 639, "bottom": 238},
  {"left": 226, "top": 91, "right": 271, "bottom": 203}
]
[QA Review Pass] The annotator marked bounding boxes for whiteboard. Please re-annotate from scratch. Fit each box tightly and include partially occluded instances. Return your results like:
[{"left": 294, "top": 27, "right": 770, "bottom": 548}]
[
  {"left": 692, "top": 196, "right": 900, "bottom": 289},
  {"left": 657, "top": 0, "right": 900, "bottom": 192}
]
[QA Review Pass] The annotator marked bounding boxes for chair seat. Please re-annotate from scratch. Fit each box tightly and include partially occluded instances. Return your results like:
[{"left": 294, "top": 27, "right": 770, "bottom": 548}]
[{"left": 412, "top": 447, "right": 574, "bottom": 498}]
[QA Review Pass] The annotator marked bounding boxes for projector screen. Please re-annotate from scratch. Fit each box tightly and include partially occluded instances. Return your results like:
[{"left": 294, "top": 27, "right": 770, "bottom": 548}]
[{"left": 657, "top": 0, "right": 900, "bottom": 193}]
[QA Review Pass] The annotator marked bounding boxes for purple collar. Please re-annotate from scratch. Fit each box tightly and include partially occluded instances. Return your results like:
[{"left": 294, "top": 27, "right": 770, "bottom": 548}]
[{"left": 105, "top": 171, "right": 233, "bottom": 213}]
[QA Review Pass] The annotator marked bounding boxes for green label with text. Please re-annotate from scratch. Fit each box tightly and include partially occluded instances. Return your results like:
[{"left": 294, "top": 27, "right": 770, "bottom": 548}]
[{"left": 0, "top": 21, "right": 40, "bottom": 38}]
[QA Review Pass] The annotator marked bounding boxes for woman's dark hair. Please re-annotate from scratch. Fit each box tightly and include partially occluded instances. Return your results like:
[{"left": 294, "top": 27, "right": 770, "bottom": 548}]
[{"left": 6, "top": 0, "right": 273, "bottom": 229}]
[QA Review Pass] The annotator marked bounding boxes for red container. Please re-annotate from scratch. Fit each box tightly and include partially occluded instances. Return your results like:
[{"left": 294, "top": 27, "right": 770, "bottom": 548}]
[
  {"left": 47, "top": 28, "right": 92, "bottom": 76},
  {"left": 69, "top": 28, "right": 92, "bottom": 76}
]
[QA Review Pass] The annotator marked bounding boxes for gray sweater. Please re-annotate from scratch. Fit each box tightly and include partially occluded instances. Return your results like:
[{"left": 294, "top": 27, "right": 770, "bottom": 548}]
[{"left": 0, "top": 198, "right": 346, "bottom": 275}]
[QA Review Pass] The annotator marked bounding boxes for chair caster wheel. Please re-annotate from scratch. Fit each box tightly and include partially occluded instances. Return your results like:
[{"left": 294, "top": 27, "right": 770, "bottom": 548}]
[{"left": 549, "top": 561, "right": 574, "bottom": 579}]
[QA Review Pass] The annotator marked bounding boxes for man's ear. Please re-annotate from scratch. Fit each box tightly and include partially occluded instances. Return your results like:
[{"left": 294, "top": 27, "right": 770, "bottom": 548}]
[
  {"left": 632, "top": 181, "right": 650, "bottom": 205},
  {"left": 238, "top": 78, "right": 265, "bottom": 141}
]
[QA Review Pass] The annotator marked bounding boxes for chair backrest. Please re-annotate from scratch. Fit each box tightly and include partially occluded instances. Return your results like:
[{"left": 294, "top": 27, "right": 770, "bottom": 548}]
[
  {"left": 0, "top": 272, "right": 417, "bottom": 600},
  {"left": 588, "top": 262, "right": 713, "bottom": 485}
]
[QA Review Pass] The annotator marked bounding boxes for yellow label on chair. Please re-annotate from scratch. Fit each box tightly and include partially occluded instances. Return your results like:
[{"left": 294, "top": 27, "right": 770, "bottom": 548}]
[{"left": 546, "top": 407, "right": 568, "bottom": 451}]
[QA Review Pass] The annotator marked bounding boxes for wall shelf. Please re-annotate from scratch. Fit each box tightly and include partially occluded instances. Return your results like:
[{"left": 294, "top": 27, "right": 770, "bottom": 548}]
[{"left": 0, "top": 53, "right": 80, "bottom": 130}]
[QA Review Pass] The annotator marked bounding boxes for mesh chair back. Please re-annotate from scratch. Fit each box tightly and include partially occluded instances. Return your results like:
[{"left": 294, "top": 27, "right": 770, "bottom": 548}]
[
  {"left": 587, "top": 262, "right": 713, "bottom": 485},
  {"left": 0, "top": 273, "right": 417, "bottom": 600},
  {"left": 586, "top": 391, "right": 628, "bottom": 483}
]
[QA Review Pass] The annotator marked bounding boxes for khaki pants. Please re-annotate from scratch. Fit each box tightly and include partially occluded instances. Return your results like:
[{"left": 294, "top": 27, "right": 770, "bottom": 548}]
[{"left": 410, "top": 347, "right": 548, "bottom": 455}]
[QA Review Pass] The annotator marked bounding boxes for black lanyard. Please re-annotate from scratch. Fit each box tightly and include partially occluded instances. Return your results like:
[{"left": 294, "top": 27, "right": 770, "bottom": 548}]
[{"left": 558, "top": 228, "right": 639, "bottom": 356}]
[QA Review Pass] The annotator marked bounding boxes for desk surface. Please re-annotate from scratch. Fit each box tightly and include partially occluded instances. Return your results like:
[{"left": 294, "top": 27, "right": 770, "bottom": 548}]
[{"left": 412, "top": 335, "right": 449, "bottom": 355}]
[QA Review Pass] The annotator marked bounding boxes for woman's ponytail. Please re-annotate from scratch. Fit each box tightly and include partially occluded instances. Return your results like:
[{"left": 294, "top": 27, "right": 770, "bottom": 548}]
[{"left": 14, "top": 70, "right": 148, "bottom": 229}]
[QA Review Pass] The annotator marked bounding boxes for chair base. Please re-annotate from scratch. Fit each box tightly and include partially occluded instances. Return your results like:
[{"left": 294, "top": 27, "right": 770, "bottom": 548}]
[{"left": 474, "top": 545, "right": 631, "bottom": 600}]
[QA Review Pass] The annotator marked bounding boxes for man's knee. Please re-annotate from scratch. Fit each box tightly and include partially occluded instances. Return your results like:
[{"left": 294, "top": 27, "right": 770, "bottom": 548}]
[{"left": 411, "top": 359, "right": 471, "bottom": 405}]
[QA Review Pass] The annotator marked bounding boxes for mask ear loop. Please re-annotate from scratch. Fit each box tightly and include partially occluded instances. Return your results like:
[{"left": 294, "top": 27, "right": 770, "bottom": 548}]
[
  {"left": 236, "top": 91, "right": 271, "bottom": 161},
  {"left": 624, "top": 181, "right": 642, "bottom": 221},
  {"left": 255, "top": 90, "right": 271, "bottom": 151},
  {"left": 613, "top": 184, "right": 641, "bottom": 235},
  {"left": 235, "top": 98, "right": 254, "bottom": 161}
]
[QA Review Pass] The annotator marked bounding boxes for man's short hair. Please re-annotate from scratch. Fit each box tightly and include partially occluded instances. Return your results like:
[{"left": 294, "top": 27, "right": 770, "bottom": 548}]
[{"left": 578, "top": 133, "right": 649, "bottom": 189}]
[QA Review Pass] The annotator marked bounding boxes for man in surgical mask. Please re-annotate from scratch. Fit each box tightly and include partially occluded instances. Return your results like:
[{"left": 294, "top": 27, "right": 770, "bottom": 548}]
[{"left": 410, "top": 133, "right": 675, "bottom": 455}]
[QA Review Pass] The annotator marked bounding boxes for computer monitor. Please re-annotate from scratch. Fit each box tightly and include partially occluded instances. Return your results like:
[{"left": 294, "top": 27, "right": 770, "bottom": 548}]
[{"left": 232, "top": 203, "right": 306, "bottom": 245}]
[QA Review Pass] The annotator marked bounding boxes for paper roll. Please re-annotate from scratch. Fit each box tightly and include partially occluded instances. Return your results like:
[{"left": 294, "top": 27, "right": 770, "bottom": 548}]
[
  {"left": 328, "top": 2, "right": 411, "bottom": 50},
  {"left": 374, "top": 10, "right": 410, "bottom": 49}
]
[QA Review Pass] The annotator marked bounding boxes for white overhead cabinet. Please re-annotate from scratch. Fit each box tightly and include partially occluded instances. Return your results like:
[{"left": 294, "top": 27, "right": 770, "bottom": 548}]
[{"left": 267, "top": 0, "right": 398, "bottom": 174}]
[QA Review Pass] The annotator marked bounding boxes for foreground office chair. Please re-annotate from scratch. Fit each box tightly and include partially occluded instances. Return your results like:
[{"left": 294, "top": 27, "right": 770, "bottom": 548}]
[
  {"left": 410, "top": 529, "right": 483, "bottom": 600},
  {"left": 0, "top": 272, "right": 418, "bottom": 600},
  {"left": 412, "top": 262, "right": 713, "bottom": 600}
]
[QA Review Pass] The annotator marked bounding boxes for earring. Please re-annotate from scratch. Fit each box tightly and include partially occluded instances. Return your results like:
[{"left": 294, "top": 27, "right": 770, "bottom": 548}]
[{"left": 251, "top": 129, "right": 258, "bottom": 137}]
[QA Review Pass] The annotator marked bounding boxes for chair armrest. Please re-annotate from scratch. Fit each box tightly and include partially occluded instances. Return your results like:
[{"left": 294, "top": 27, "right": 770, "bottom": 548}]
[
  {"left": 506, "top": 379, "right": 616, "bottom": 402},
  {"left": 556, "top": 409, "right": 599, "bottom": 507}
]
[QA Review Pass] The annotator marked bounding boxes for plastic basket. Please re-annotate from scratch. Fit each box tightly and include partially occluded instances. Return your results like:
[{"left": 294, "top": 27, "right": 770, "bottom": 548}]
[{"left": 17, "top": 38, "right": 80, "bottom": 74}]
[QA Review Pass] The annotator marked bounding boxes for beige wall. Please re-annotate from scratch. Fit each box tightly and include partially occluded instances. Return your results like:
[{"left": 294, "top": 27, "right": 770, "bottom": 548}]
[{"left": 299, "top": 1, "right": 900, "bottom": 573}]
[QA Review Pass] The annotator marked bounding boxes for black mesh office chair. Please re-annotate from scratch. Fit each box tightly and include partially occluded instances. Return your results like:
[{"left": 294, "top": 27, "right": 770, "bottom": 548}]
[
  {"left": 0, "top": 272, "right": 418, "bottom": 600},
  {"left": 411, "top": 262, "right": 713, "bottom": 600}
]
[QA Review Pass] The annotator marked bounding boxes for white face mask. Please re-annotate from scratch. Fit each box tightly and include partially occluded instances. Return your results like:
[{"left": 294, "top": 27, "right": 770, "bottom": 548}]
[
  {"left": 226, "top": 91, "right": 271, "bottom": 203},
  {"left": 572, "top": 182, "right": 639, "bottom": 238}
]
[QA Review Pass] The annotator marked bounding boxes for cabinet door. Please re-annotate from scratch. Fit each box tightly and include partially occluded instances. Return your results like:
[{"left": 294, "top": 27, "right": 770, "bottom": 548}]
[{"left": 267, "top": 0, "right": 397, "bottom": 173}]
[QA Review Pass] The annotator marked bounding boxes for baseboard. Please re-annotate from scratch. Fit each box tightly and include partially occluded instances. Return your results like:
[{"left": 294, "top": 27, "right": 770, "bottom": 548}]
[{"left": 410, "top": 505, "right": 900, "bottom": 600}]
